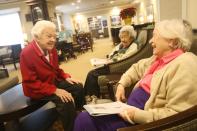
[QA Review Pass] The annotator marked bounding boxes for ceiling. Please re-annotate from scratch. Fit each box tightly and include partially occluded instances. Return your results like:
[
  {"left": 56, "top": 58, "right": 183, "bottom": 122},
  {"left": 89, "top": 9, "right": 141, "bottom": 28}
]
[
  {"left": 49, "top": 0, "right": 135, "bottom": 14},
  {"left": 0, "top": 0, "right": 18, "bottom": 3},
  {"left": 0, "top": 0, "right": 136, "bottom": 14}
]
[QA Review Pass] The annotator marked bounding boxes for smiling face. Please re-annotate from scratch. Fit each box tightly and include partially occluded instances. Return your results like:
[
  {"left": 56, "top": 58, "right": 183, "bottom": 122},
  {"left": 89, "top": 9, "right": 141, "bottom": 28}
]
[
  {"left": 149, "top": 29, "right": 174, "bottom": 58},
  {"left": 36, "top": 27, "right": 56, "bottom": 51},
  {"left": 119, "top": 31, "right": 133, "bottom": 48}
]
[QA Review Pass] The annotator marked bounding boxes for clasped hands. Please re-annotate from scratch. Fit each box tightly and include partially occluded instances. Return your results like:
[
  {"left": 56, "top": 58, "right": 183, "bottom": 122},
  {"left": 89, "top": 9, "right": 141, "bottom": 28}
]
[
  {"left": 54, "top": 77, "right": 82, "bottom": 103},
  {"left": 116, "top": 84, "right": 137, "bottom": 124}
]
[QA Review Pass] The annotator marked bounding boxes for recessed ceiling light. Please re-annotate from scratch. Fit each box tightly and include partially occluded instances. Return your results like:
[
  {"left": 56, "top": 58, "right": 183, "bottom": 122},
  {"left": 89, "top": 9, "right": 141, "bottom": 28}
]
[
  {"left": 71, "top": 2, "right": 75, "bottom": 5},
  {"left": 77, "top": 0, "right": 81, "bottom": 3},
  {"left": 110, "top": 0, "right": 115, "bottom": 4}
]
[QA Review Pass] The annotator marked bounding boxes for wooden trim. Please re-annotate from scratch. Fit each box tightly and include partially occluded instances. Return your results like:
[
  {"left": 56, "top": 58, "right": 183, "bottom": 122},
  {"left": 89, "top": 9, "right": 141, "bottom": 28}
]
[{"left": 117, "top": 105, "right": 197, "bottom": 131}]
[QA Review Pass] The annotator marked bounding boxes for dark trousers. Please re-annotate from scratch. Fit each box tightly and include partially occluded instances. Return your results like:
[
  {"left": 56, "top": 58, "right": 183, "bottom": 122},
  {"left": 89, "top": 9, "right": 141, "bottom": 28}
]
[
  {"left": 84, "top": 69, "right": 108, "bottom": 97},
  {"left": 38, "top": 80, "right": 85, "bottom": 131}
]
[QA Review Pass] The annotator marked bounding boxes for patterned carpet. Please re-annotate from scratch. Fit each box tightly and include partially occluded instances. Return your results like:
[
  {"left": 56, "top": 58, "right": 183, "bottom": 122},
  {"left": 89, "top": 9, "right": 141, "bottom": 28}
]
[{"left": 49, "top": 119, "right": 64, "bottom": 131}]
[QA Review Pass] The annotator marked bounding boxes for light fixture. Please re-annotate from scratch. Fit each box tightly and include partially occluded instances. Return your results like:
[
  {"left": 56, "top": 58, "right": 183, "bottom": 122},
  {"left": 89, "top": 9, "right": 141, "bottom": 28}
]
[
  {"left": 111, "top": 7, "right": 120, "bottom": 15},
  {"left": 77, "top": 0, "right": 81, "bottom": 3},
  {"left": 71, "top": 2, "right": 75, "bottom": 6},
  {"left": 110, "top": 0, "right": 115, "bottom": 4},
  {"left": 139, "top": 15, "right": 144, "bottom": 24},
  {"left": 147, "top": 14, "right": 153, "bottom": 22},
  {"left": 76, "top": 6, "right": 79, "bottom": 9}
]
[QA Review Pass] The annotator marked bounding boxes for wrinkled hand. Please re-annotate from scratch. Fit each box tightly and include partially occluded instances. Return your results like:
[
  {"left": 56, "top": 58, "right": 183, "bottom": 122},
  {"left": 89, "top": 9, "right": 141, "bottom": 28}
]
[
  {"left": 115, "top": 84, "right": 126, "bottom": 102},
  {"left": 119, "top": 106, "right": 136, "bottom": 124},
  {"left": 54, "top": 88, "right": 74, "bottom": 103},
  {"left": 66, "top": 77, "right": 82, "bottom": 85}
]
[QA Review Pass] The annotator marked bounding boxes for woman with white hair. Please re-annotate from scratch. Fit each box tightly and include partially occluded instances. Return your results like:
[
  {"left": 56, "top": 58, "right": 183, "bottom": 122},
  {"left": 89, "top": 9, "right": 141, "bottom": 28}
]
[
  {"left": 107, "top": 25, "right": 137, "bottom": 61},
  {"left": 74, "top": 19, "right": 197, "bottom": 131},
  {"left": 20, "top": 20, "right": 85, "bottom": 131},
  {"left": 84, "top": 25, "right": 138, "bottom": 103}
]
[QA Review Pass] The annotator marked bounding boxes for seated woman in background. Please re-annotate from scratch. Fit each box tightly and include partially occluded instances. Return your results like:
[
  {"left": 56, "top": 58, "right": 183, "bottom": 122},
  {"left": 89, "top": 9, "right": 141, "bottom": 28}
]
[
  {"left": 85, "top": 25, "right": 138, "bottom": 103},
  {"left": 74, "top": 19, "right": 197, "bottom": 131},
  {"left": 58, "top": 24, "right": 76, "bottom": 59}
]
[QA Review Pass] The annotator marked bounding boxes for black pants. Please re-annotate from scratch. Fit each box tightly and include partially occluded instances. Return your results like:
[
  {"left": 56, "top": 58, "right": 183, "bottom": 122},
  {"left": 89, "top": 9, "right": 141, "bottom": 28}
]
[
  {"left": 38, "top": 80, "right": 85, "bottom": 131},
  {"left": 84, "top": 69, "right": 108, "bottom": 97}
]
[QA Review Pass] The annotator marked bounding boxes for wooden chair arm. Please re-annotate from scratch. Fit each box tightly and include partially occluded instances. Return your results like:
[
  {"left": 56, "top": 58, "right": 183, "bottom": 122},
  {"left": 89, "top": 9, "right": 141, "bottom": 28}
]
[{"left": 117, "top": 105, "right": 197, "bottom": 131}]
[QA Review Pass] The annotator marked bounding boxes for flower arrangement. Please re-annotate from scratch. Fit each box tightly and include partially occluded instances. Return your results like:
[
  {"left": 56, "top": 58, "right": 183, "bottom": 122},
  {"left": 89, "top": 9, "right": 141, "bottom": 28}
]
[{"left": 120, "top": 7, "right": 136, "bottom": 19}]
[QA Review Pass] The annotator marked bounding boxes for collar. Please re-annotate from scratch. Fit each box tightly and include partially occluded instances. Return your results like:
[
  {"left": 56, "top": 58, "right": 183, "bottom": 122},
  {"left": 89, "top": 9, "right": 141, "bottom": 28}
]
[
  {"left": 156, "top": 49, "right": 184, "bottom": 64},
  {"left": 32, "top": 40, "right": 48, "bottom": 56},
  {"left": 121, "top": 40, "right": 134, "bottom": 49}
]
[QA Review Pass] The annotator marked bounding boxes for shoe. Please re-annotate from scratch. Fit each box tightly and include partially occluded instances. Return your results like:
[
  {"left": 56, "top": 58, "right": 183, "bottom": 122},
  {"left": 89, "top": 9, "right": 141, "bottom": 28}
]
[
  {"left": 90, "top": 95, "right": 98, "bottom": 104},
  {"left": 85, "top": 95, "right": 92, "bottom": 104}
]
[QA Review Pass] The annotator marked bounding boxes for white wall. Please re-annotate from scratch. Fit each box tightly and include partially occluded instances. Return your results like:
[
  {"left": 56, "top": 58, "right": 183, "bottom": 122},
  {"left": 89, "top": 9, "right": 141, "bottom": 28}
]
[
  {"left": 0, "top": 1, "right": 33, "bottom": 42},
  {"left": 159, "top": 0, "right": 182, "bottom": 20},
  {"left": 187, "top": 0, "right": 197, "bottom": 29}
]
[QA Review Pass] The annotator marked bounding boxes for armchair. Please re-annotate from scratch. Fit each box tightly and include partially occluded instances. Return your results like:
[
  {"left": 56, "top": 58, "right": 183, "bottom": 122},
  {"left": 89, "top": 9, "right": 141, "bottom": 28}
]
[
  {"left": 117, "top": 105, "right": 197, "bottom": 131},
  {"left": 77, "top": 33, "right": 93, "bottom": 52},
  {"left": 97, "top": 28, "right": 153, "bottom": 98},
  {"left": 0, "top": 68, "right": 19, "bottom": 94},
  {"left": 0, "top": 44, "right": 21, "bottom": 70}
]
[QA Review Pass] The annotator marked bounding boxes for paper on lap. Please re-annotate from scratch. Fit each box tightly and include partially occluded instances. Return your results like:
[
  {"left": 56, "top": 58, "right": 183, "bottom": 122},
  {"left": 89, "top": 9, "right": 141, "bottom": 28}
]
[
  {"left": 83, "top": 101, "right": 130, "bottom": 116},
  {"left": 90, "top": 58, "right": 111, "bottom": 67}
]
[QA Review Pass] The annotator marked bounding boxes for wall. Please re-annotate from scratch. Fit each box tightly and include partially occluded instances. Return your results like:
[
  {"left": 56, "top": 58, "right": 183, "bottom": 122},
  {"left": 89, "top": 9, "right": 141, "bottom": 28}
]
[
  {"left": 187, "top": 0, "right": 197, "bottom": 29},
  {"left": 63, "top": 14, "right": 75, "bottom": 31},
  {"left": 0, "top": 1, "right": 57, "bottom": 42},
  {"left": 62, "top": 5, "right": 135, "bottom": 39},
  {"left": 0, "top": 1, "right": 33, "bottom": 42},
  {"left": 159, "top": 0, "right": 182, "bottom": 20}
]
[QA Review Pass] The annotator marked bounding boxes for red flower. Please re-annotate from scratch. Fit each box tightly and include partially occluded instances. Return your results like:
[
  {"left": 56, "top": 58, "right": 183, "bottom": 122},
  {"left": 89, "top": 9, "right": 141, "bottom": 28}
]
[{"left": 120, "top": 7, "right": 136, "bottom": 19}]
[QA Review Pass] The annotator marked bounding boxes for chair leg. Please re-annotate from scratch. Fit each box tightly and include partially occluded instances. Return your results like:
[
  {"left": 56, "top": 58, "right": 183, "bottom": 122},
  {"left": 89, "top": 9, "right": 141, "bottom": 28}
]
[
  {"left": 0, "top": 122, "right": 5, "bottom": 131},
  {"left": 14, "top": 62, "right": 17, "bottom": 70}
]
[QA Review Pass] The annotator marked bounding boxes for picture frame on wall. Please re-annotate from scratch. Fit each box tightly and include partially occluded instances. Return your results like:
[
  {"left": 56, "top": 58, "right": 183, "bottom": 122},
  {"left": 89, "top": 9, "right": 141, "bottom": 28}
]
[
  {"left": 26, "top": 0, "right": 49, "bottom": 25},
  {"left": 110, "top": 15, "right": 121, "bottom": 27},
  {"left": 31, "top": 5, "right": 44, "bottom": 23}
]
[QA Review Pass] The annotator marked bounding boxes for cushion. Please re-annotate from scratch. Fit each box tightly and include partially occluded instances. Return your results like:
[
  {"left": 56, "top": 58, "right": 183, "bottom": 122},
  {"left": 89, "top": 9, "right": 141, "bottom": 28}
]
[{"left": 0, "top": 75, "right": 19, "bottom": 94}]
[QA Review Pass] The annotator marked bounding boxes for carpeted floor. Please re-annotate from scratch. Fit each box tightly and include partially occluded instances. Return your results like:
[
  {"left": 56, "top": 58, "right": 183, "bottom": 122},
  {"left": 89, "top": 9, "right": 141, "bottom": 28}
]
[{"left": 7, "top": 37, "right": 114, "bottom": 84}]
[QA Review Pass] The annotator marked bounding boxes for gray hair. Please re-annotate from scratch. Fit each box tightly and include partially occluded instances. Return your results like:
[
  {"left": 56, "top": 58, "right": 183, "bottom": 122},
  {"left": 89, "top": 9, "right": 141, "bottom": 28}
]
[
  {"left": 31, "top": 20, "right": 56, "bottom": 39},
  {"left": 155, "top": 19, "right": 193, "bottom": 51},
  {"left": 119, "top": 25, "right": 136, "bottom": 39}
]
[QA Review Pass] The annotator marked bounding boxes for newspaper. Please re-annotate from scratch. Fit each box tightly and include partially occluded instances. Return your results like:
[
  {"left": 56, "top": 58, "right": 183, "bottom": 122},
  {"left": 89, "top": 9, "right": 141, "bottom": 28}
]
[
  {"left": 83, "top": 101, "right": 130, "bottom": 116},
  {"left": 90, "top": 58, "right": 112, "bottom": 67}
]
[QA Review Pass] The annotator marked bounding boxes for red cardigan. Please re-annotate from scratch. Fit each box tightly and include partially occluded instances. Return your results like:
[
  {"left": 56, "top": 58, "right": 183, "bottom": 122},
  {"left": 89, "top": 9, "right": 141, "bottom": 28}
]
[{"left": 20, "top": 40, "right": 71, "bottom": 99}]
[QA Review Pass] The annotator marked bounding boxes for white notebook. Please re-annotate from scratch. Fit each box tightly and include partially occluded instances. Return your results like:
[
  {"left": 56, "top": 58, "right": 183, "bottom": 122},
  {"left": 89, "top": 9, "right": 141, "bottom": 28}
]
[
  {"left": 83, "top": 101, "right": 130, "bottom": 116},
  {"left": 90, "top": 58, "right": 112, "bottom": 67}
]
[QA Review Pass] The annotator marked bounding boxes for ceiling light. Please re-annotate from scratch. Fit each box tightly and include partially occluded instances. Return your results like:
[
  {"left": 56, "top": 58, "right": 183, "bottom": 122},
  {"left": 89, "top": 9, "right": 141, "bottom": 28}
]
[
  {"left": 110, "top": 0, "right": 115, "bottom": 4},
  {"left": 71, "top": 2, "right": 75, "bottom": 5},
  {"left": 77, "top": 0, "right": 81, "bottom": 3},
  {"left": 76, "top": 6, "right": 79, "bottom": 9}
]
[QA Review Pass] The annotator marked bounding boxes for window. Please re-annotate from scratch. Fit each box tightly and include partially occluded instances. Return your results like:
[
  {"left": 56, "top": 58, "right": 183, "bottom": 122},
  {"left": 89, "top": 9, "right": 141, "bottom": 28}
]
[{"left": 0, "top": 12, "right": 24, "bottom": 47}]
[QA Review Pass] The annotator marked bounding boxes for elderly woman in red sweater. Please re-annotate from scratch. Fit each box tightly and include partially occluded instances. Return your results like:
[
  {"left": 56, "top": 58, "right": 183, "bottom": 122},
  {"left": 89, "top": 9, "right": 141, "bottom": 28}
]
[{"left": 20, "top": 20, "right": 84, "bottom": 131}]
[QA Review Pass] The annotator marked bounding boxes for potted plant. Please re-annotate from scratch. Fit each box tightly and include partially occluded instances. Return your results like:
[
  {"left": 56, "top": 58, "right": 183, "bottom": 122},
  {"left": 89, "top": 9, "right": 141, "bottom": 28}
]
[{"left": 120, "top": 7, "right": 136, "bottom": 24}]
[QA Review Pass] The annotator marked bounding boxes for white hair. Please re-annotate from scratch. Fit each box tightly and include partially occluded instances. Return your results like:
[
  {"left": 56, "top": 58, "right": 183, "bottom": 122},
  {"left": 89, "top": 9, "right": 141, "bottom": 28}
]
[
  {"left": 155, "top": 19, "right": 193, "bottom": 51},
  {"left": 31, "top": 20, "right": 56, "bottom": 39},
  {"left": 119, "top": 25, "right": 136, "bottom": 39}
]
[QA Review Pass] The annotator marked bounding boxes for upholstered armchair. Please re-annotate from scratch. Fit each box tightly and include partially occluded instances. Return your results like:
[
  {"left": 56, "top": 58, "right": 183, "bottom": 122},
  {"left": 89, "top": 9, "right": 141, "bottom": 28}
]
[
  {"left": 77, "top": 33, "right": 93, "bottom": 52},
  {"left": 0, "top": 44, "right": 21, "bottom": 70},
  {"left": 97, "top": 28, "right": 153, "bottom": 98},
  {"left": 0, "top": 68, "right": 19, "bottom": 94}
]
